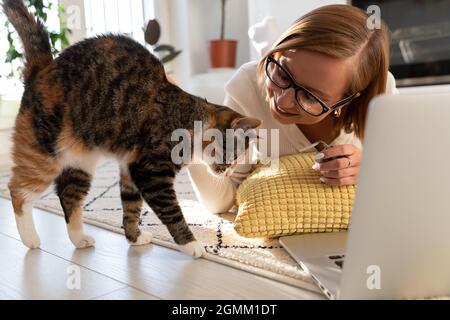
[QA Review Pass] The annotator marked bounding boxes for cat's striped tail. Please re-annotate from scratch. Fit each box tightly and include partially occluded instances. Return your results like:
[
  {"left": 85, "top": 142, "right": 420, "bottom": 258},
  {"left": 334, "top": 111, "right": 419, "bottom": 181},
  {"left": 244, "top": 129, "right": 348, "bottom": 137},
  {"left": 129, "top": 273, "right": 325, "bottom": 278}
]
[{"left": 2, "top": 0, "right": 53, "bottom": 82}]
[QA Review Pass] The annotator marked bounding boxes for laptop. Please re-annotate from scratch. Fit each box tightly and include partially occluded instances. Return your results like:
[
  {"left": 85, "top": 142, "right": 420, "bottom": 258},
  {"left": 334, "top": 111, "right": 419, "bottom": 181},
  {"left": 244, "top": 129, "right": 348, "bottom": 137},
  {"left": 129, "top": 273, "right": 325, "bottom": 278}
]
[{"left": 280, "top": 93, "right": 450, "bottom": 300}]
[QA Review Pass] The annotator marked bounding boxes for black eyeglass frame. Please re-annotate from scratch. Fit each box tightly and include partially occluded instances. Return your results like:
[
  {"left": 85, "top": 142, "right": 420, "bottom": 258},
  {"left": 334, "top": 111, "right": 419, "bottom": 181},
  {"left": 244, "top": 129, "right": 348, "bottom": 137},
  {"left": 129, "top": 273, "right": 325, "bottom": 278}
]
[{"left": 265, "top": 55, "right": 361, "bottom": 116}]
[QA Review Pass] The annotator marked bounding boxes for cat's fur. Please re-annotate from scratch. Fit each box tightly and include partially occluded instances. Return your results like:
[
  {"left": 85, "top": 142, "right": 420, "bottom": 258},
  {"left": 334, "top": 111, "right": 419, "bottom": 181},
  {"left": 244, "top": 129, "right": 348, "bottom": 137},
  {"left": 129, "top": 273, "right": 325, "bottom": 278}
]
[{"left": 3, "top": 0, "right": 260, "bottom": 257}]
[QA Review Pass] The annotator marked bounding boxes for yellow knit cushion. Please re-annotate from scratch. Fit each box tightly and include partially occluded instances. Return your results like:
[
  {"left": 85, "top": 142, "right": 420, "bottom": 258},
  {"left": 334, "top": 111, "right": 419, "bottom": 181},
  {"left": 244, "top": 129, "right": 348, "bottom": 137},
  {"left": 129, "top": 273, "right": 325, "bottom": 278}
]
[{"left": 234, "top": 152, "right": 355, "bottom": 238}]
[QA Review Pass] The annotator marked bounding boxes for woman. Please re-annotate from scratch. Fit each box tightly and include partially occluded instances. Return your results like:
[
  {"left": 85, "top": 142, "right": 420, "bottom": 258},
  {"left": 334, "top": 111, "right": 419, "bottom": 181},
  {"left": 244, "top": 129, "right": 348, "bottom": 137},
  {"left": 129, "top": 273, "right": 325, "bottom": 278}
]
[{"left": 187, "top": 4, "right": 398, "bottom": 214}]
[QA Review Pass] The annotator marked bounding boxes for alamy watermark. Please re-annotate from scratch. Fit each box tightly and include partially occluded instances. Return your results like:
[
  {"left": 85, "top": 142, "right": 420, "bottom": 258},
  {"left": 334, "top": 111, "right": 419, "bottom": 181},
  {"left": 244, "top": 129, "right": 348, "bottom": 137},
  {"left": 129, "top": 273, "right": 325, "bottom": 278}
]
[
  {"left": 171, "top": 121, "right": 280, "bottom": 172},
  {"left": 366, "top": 265, "right": 381, "bottom": 290},
  {"left": 66, "top": 5, "right": 82, "bottom": 30},
  {"left": 66, "top": 265, "right": 81, "bottom": 290},
  {"left": 366, "top": 5, "right": 381, "bottom": 30}
]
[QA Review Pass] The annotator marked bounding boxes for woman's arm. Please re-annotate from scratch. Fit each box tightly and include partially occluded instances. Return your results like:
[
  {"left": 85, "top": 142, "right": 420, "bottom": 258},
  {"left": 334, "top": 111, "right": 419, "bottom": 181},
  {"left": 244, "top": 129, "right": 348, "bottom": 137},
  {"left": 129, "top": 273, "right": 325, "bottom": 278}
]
[
  {"left": 186, "top": 63, "right": 262, "bottom": 213},
  {"left": 186, "top": 163, "right": 237, "bottom": 214},
  {"left": 186, "top": 94, "right": 255, "bottom": 213},
  {"left": 186, "top": 72, "right": 257, "bottom": 213}
]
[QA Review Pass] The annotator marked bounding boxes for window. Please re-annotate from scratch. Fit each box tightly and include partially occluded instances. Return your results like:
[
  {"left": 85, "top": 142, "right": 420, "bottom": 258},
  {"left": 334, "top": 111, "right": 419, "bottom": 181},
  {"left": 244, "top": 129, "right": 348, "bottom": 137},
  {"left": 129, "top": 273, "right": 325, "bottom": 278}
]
[{"left": 84, "top": 0, "right": 155, "bottom": 45}]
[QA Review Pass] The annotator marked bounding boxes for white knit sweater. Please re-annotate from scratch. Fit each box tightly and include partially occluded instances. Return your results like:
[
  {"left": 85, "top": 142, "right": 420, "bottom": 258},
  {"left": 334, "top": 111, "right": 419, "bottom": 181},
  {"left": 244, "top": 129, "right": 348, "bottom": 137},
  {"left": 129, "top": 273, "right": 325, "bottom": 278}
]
[{"left": 187, "top": 62, "right": 399, "bottom": 214}]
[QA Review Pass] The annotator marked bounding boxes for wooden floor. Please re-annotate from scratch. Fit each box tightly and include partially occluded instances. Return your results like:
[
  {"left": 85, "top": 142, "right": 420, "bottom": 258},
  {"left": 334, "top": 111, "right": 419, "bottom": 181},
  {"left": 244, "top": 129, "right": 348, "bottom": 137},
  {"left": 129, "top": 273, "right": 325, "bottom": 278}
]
[{"left": 0, "top": 126, "right": 323, "bottom": 300}]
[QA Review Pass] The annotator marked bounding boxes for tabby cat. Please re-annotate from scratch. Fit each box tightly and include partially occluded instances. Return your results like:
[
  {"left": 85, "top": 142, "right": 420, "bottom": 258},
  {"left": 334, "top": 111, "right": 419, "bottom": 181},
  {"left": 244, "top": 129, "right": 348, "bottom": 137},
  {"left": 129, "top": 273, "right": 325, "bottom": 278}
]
[{"left": 3, "top": 0, "right": 260, "bottom": 257}]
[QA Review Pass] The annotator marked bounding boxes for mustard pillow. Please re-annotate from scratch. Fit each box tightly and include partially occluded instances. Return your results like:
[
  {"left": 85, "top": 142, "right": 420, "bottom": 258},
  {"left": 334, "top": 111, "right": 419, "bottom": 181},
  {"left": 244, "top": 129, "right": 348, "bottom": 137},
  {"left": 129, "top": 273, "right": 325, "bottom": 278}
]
[{"left": 234, "top": 152, "right": 355, "bottom": 238}]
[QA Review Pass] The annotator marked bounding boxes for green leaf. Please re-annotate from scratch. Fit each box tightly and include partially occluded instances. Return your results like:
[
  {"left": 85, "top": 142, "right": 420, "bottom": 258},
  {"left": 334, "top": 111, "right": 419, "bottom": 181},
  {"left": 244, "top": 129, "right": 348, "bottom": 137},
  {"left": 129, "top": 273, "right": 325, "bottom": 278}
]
[
  {"left": 3, "top": 0, "right": 73, "bottom": 77},
  {"left": 57, "top": 3, "right": 65, "bottom": 14},
  {"left": 60, "top": 34, "right": 69, "bottom": 48},
  {"left": 161, "top": 51, "right": 182, "bottom": 64},
  {"left": 33, "top": 0, "right": 45, "bottom": 12},
  {"left": 7, "top": 32, "right": 13, "bottom": 44},
  {"left": 5, "top": 47, "right": 22, "bottom": 63}
]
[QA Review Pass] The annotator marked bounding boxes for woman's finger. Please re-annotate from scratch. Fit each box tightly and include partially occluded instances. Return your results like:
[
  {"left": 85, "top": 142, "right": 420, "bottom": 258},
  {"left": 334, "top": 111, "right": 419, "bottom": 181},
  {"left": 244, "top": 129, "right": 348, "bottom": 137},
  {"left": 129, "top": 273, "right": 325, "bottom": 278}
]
[
  {"left": 318, "top": 144, "right": 356, "bottom": 161},
  {"left": 321, "top": 167, "right": 359, "bottom": 179},
  {"left": 320, "top": 175, "right": 357, "bottom": 187},
  {"left": 313, "top": 156, "right": 355, "bottom": 172}
]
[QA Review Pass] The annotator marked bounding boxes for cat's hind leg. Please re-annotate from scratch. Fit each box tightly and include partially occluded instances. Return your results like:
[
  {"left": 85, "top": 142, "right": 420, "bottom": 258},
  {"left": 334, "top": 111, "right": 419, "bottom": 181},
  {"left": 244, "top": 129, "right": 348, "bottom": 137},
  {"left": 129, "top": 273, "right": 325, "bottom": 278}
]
[
  {"left": 8, "top": 150, "right": 59, "bottom": 249},
  {"left": 55, "top": 152, "right": 99, "bottom": 248},
  {"left": 119, "top": 164, "right": 152, "bottom": 246},
  {"left": 9, "top": 174, "right": 54, "bottom": 249}
]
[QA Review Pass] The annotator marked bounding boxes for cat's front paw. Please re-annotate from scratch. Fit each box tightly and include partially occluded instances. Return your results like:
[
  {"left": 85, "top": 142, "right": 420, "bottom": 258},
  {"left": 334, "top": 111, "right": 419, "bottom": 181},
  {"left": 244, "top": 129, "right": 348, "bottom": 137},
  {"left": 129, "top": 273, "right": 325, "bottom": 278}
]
[
  {"left": 179, "top": 240, "right": 205, "bottom": 258},
  {"left": 21, "top": 232, "right": 41, "bottom": 249},
  {"left": 15, "top": 215, "right": 40, "bottom": 249},
  {"left": 128, "top": 231, "right": 153, "bottom": 246}
]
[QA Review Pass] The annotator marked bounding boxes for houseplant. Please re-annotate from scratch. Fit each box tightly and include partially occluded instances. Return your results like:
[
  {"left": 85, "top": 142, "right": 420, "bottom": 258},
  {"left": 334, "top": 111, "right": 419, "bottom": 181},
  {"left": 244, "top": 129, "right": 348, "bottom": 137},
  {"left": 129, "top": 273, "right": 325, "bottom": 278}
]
[
  {"left": 209, "top": 0, "right": 237, "bottom": 68},
  {"left": 1, "top": 0, "right": 70, "bottom": 120},
  {"left": 144, "top": 19, "right": 182, "bottom": 64},
  {"left": 1, "top": 0, "right": 71, "bottom": 80}
]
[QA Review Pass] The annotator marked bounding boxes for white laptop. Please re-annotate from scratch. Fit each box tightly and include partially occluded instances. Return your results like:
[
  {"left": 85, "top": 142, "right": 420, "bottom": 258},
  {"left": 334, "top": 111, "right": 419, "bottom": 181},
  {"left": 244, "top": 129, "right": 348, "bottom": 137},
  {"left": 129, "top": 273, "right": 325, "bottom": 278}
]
[{"left": 280, "top": 93, "right": 450, "bottom": 300}]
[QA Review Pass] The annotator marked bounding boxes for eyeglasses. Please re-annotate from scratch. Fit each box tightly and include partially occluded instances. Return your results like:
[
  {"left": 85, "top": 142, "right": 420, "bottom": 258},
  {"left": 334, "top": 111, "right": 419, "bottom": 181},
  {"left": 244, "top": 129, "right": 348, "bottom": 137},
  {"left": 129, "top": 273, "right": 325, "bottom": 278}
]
[{"left": 265, "top": 55, "right": 361, "bottom": 117}]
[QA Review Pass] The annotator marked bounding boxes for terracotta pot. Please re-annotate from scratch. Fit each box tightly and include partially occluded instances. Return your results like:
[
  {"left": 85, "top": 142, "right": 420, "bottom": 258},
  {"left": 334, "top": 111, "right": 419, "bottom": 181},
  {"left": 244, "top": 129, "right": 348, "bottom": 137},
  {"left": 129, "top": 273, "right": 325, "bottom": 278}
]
[{"left": 209, "top": 39, "right": 238, "bottom": 68}]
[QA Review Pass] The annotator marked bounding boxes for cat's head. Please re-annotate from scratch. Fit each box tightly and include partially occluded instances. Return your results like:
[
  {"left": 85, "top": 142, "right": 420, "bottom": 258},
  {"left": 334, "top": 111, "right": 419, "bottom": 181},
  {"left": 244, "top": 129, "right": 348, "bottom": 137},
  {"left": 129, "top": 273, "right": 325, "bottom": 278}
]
[{"left": 201, "top": 103, "right": 262, "bottom": 176}]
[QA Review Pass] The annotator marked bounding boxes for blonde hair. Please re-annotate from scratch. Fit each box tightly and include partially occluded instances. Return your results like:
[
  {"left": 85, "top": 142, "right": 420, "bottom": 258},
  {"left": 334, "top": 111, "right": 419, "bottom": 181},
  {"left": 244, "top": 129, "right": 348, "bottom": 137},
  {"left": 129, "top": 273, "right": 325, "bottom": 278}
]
[{"left": 258, "top": 4, "right": 390, "bottom": 140}]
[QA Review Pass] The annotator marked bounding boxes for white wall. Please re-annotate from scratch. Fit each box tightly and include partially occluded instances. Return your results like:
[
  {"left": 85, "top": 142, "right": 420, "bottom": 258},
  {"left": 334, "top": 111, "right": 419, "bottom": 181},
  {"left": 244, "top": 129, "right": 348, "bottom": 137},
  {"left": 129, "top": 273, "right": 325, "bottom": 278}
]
[
  {"left": 164, "top": 0, "right": 191, "bottom": 86},
  {"left": 398, "top": 84, "right": 450, "bottom": 94},
  {"left": 247, "top": 0, "right": 347, "bottom": 61}
]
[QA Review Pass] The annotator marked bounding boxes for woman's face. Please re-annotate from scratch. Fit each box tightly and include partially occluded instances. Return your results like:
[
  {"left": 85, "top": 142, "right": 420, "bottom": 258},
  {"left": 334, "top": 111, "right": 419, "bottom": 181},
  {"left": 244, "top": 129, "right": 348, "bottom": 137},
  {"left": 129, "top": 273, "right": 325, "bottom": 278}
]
[{"left": 266, "top": 49, "right": 353, "bottom": 125}]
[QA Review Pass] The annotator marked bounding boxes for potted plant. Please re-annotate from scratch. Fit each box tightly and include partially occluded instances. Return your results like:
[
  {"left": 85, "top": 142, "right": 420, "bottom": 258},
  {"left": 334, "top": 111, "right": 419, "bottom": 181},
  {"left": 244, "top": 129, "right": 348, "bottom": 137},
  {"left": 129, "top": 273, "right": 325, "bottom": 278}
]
[
  {"left": 209, "top": 0, "right": 237, "bottom": 68},
  {"left": 2, "top": 0, "right": 71, "bottom": 80},
  {"left": 1, "top": 0, "right": 71, "bottom": 121},
  {"left": 144, "top": 19, "right": 182, "bottom": 65}
]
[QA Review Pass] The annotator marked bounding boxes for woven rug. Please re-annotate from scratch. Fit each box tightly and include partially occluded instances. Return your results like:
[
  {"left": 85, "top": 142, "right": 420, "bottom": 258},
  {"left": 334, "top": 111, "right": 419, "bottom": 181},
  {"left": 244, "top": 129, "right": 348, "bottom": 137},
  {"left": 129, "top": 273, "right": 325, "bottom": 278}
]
[{"left": 0, "top": 160, "right": 318, "bottom": 293}]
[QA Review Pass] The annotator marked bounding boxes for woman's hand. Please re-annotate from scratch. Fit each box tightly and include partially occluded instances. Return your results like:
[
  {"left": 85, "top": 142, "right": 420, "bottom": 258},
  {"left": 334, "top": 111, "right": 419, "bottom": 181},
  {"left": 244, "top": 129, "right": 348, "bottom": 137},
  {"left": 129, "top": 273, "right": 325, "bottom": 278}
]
[{"left": 311, "top": 144, "right": 361, "bottom": 186}]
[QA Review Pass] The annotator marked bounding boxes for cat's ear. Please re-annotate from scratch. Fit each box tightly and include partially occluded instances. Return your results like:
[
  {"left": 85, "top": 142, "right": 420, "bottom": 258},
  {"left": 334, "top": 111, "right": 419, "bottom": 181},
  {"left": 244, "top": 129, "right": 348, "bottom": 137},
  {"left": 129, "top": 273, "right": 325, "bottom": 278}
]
[{"left": 231, "top": 117, "right": 262, "bottom": 131}]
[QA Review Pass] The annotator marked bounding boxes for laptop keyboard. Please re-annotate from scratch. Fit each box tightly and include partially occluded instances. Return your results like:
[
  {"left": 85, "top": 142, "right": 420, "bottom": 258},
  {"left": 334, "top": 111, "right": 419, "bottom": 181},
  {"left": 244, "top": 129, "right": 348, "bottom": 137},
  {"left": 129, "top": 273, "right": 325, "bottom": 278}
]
[{"left": 328, "top": 254, "right": 345, "bottom": 269}]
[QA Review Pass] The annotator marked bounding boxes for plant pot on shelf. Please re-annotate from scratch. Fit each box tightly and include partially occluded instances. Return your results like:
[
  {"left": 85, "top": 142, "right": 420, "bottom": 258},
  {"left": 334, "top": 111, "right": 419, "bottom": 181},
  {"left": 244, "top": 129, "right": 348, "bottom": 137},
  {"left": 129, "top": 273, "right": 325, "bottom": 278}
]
[{"left": 209, "top": 39, "right": 238, "bottom": 68}]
